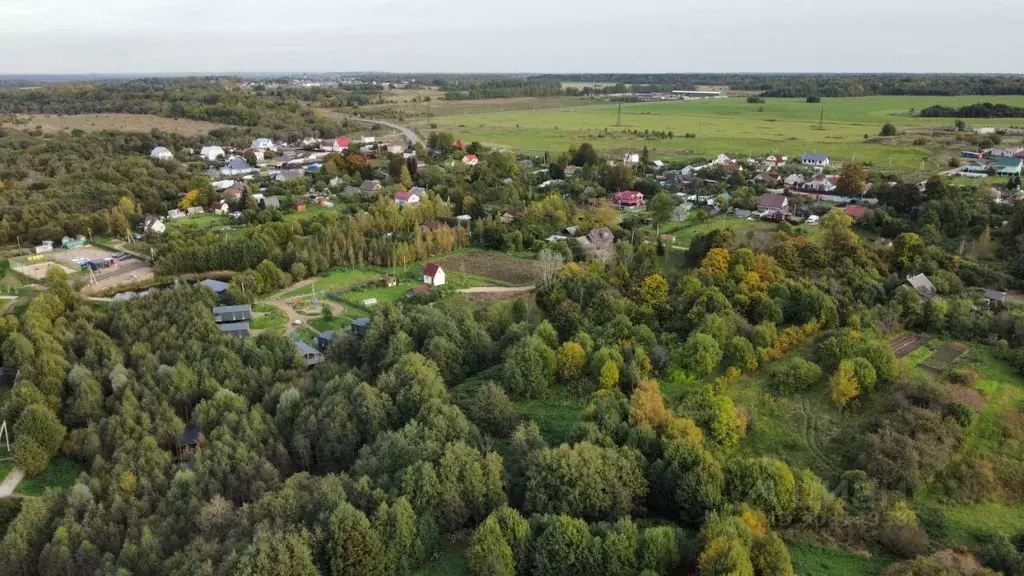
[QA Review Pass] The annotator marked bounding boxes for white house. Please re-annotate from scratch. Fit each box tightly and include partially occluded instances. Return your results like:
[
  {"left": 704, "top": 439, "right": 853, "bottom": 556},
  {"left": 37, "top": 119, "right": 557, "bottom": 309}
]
[
  {"left": 251, "top": 138, "right": 275, "bottom": 151},
  {"left": 199, "top": 146, "right": 225, "bottom": 161},
  {"left": 150, "top": 147, "right": 174, "bottom": 161},
  {"left": 210, "top": 201, "right": 230, "bottom": 215},
  {"left": 803, "top": 175, "right": 838, "bottom": 193},
  {"left": 359, "top": 136, "right": 376, "bottom": 144},
  {"left": 622, "top": 152, "right": 640, "bottom": 164},
  {"left": 393, "top": 191, "right": 421, "bottom": 206},
  {"left": 143, "top": 216, "right": 166, "bottom": 234},
  {"left": 801, "top": 153, "right": 831, "bottom": 167},
  {"left": 423, "top": 263, "right": 446, "bottom": 286},
  {"left": 784, "top": 174, "right": 806, "bottom": 188},
  {"left": 167, "top": 209, "right": 186, "bottom": 219}
]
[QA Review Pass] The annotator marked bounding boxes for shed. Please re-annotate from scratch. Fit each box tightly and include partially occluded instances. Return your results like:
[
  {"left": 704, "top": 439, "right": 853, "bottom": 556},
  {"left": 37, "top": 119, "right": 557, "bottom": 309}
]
[
  {"left": 351, "top": 317, "right": 372, "bottom": 337},
  {"left": 199, "top": 279, "right": 230, "bottom": 294},
  {"left": 985, "top": 289, "right": 1008, "bottom": 304},
  {"left": 212, "top": 304, "right": 252, "bottom": 323},
  {"left": 423, "top": 263, "right": 446, "bottom": 286},
  {"left": 317, "top": 331, "right": 336, "bottom": 349},
  {"left": 217, "top": 322, "right": 250, "bottom": 338},
  {"left": 906, "top": 274, "right": 936, "bottom": 299},
  {"left": 295, "top": 340, "right": 325, "bottom": 367}
]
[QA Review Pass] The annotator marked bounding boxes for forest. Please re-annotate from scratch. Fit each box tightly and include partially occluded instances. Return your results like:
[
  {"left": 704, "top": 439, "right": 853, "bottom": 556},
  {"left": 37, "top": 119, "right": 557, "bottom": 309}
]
[{"left": 919, "top": 103, "right": 1024, "bottom": 118}]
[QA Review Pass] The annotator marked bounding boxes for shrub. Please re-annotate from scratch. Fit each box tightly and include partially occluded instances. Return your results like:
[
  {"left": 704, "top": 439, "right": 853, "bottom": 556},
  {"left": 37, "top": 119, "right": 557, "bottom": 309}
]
[
  {"left": 879, "top": 522, "right": 930, "bottom": 558},
  {"left": 946, "top": 402, "right": 973, "bottom": 428},
  {"left": 767, "top": 357, "right": 823, "bottom": 394}
]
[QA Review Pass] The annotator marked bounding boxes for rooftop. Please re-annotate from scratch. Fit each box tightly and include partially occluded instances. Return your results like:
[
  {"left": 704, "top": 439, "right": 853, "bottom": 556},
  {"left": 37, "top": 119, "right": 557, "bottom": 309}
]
[{"left": 217, "top": 322, "right": 250, "bottom": 332}]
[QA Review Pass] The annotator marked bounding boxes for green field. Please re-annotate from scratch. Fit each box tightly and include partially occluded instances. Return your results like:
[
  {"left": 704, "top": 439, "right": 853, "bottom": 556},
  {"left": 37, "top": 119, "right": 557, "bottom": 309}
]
[
  {"left": 278, "top": 269, "right": 384, "bottom": 299},
  {"left": 427, "top": 95, "right": 1024, "bottom": 173},
  {"left": 251, "top": 304, "right": 288, "bottom": 330},
  {"left": 664, "top": 214, "right": 821, "bottom": 248},
  {"left": 788, "top": 542, "right": 892, "bottom": 576},
  {"left": 164, "top": 214, "right": 232, "bottom": 231},
  {"left": 0, "top": 457, "right": 85, "bottom": 496}
]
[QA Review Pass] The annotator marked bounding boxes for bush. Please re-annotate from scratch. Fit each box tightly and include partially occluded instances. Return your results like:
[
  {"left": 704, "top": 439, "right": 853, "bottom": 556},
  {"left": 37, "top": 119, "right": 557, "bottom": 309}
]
[
  {"left": 946, "top": 402, "right": 973, "bottom": 428},
  {"left": 806, "top": 96, "right": 821, "bottom": 103},
  {"left": 879, "top": 522, "right": 930, "bottom": 558},
  {"left": 767, "top": 357, "right": 823, "bottom": 394},
  {"left": 945, "top": 368, "right": 978, "bottom": 387},
  {"left": 880, "top": 123, "right": 897, "bottom": 137}
]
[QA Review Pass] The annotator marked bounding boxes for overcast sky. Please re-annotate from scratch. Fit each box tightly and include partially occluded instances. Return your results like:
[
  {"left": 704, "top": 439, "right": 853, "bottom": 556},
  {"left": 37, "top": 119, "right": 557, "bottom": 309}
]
[{"left": 2, "top": 0, "right": 1021, "bottom": 74}]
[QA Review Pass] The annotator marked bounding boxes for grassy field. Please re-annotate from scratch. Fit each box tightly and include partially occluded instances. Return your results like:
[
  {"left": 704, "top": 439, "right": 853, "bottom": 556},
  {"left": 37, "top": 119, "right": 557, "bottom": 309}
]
[
  {"left": 164, "top": 214, "right": 233, "bottom": 231},
  {"left": 663, "top": 214, "right": 821, "bottom": 248},
  {"left": 788, "top": 542, "right": 892, "bottom": 576},
  {"left": 0, "top": 114, "right": 225, "bottom": 136},
  {"left": 0, "top": 457, "right": 85, "bottom": 496},
  {"left": 425, "top": 95, "right": 1024, "bottom": 173},
  {"left": 251, "top": 304, "right": 288, "bottom": 330},
  {"left": 435, "top": 251, "right": 541, "bottom": 286},
  {"left": 278, "top": 269, "right": 383, "bottom": 299}
]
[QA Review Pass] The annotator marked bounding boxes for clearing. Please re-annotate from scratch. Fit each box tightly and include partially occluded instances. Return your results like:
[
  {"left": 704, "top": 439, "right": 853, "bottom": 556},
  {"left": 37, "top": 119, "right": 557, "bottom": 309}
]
[
  {"left": 788, "top": 541, "right": 892, "bottom": 576},
  {"left": 423, "top": 95, "right": 1024, "bottom": 173},
  {"left": 665, "top": 215, "right": 820, "bottom": 248},
  {"left": 889, "top": 333, "right": 925, "bottom": 358},
  {"left": 919, "top": 341, "right": 970, "bottom": 373},
  {"left": 435, "top": 251, "right": 542, "bottom": 286},
  {"left": 1, "top": 113, "right": 225, "bottom": 136},
  {"left": 0, "top": 457, "right": 84, "bottom": 497}
]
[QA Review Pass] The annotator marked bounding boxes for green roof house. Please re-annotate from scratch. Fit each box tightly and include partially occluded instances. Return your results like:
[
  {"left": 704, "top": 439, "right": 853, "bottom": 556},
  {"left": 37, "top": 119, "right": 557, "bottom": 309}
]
[{"left": 993, "top": 157, "right": 1023, "bottom": 176}]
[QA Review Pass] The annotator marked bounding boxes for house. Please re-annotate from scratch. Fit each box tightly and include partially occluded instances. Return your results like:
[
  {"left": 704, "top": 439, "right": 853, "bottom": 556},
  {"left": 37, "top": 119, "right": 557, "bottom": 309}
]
[
  {"left": 186, "top": 206, "right": 205, "bottom": 216},
  {"left": 175, "top": 427, "right": 204, "bottom": 460},
  {"left": 223, "top": 186, "right": 245, "bottom": 201},
  {"left": 423, "top": 263, "right": 446, "bottom": 286},
  {"left": 766, "top": 155, "right": 787, "bottom": 167},
  {"left": 622, "top": 152, "right": 640, "bottom": 164},
  {"left": 673, "top": 203, "right": 694, "bottom": 221},
  {"left": 387, "top": 142, "right": 406, "bottom": 154},
  {"left": 408, "top": 186, "right": 427, "bottom": 198},
  {"left": 961, "top": 160, "right": 989, "bottom": 175},
  {"left": 801, "top": 153, "right": 831, "bottom": 167},
  {"left": 251, "top": 138, "right": 275, "bottom": 150},
  {"left": 803, "top": 175, "right": 838, "bottom": 193},
  {"left": 993, "top": 157, "right": 1023, "bottom": 176},
  {"left": 611, "top": 190, "right": 646, "bottom": 208},
  {"left": 499, "top": 212, "right": 517, "bottom": 224},
  {"left": 462, "top": 154, "right": 480, "bottom": 166},
  {"left": 984, "top": 289, "right": 1008, "bottom": 305},
  {"left": 199, "top": 146, "right": 225, "bottom": 161},
  {"left": 906, "top": 274, "right": 936, "bottom": 299},
  {"left": 381, "top": 275, "right": 397, "bottom": 287},
  {"left": 295, "top": 340, "right": 325, "bottom": 367},
  {"left": 784, "top": 174, "right": 806, "bottom": 188},
  {"left": 393, "top": 191, "right": 421, "bottom": 206},
  {"left": 212, "top": 304, "right": 252, "bottom": 323},
  {"left": 757, "top": 194, "right": 789, "bottom": 213},
  {"left": 453, "top": 139, "right": 468, "bottom": 149},
  {"left": 276, "top": 169, "right": 305, "bottom": 182},
  {"left": 317, "top": 331, "right": 336, "bottom": 349},
  {"left": 652, "top": 160, "right": 665, "bottom": 170},
  {"left": 199, "top": 279, "right": 230, "bottom": 294},
  {"left": 843, "top": 205, "right": 868, "bottom": 220},
  {"left": 578, "top": 227, "right": 615, "bottom": 251},
  {"left": 260, "top": 196, "right": 281, "bottom": 210},
  {"left": 755, "top": 171, "right": 781, "bottom": 183},
  {"left": 990, "top": 148, "right": 1024, "bottom": 158},
  {"left": 360, "top": 180, "right": 383, "bottom": 193},
  {"left": 218, "top": 322, "right": 250, "bottom": 338},
  {"left": 342, "top": 186, "right": 364, "bottom": 197},
  {"left": 221, "top": 158, "right": 257, "bottom": 176},
  {"left": 327, "top": 137, "right": 351, "bottom": 152},
  {"left": 360, "top": 136, "right": 377, "bottom": 145},
  {"left": 143, "top": 216, "right": 166, "bottom": 234},
  {"left": 212, "top": 180, "right": 235, "bottom": 191},
  {"left": 245, "top": 148, "right": 266, "bottom": 163},
  {"left": 150, "top": 146, "right": 174, "bottom": 161},
  {"left": 210, "top": 201, "right": 229, "bottom": 215},
  {"left": 167, "top": 209, "right": 186, "bottom": 219}
]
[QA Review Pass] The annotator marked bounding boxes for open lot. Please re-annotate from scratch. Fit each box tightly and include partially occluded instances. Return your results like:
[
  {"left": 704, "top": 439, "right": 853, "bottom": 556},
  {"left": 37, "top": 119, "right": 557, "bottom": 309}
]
[
  {"left": 12, "top": 260, "right": 75, "bottom": 280},
  {"left": 664, "top": 214, "right": 821, "bottom": 248},
  {"left": 0, "top": 113, "right": 225, "bottom": 136},
  {"left": 435, "top": 251, "right": 541, "bottom": 286},
  {"left": 424, "top": 95, "right": 1024, "bottom": 173}
]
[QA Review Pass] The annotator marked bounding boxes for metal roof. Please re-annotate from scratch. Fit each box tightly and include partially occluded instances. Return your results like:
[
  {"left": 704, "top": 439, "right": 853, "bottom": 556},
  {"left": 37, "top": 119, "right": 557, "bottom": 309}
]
[
  {"left": 212, "top": 304, "right": 251, "bottom": 314},
  {"left": 294, "top": 340, "right": 320, "bottom": 356},
  {"left": 199, "top": 279, "right": 229, "bottom": 293},
  {"left": 217, "top": 322, "right": 250, "bottom": 332}
]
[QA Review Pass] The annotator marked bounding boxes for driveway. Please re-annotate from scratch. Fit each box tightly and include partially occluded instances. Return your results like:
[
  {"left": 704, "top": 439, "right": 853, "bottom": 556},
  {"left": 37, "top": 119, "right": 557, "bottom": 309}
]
[{"left": 0, "top": 468, "right": 24, "bottom": 497}]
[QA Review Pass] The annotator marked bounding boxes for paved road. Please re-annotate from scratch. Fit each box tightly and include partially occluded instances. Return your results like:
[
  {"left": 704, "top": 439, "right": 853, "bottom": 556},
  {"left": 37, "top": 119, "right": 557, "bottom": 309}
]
[
  {"left": 0, "top": 468, "right": 24, "bottom": 497},
  {"left": 334, "top": 114, "right": 421, "bottom": 146}
]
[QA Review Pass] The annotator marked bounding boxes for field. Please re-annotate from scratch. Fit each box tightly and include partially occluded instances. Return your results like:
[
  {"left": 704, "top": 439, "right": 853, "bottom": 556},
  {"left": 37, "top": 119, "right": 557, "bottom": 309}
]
[
  {"left": 423, "top": 95, "right": 1024, "bottom": 173},
  {"left": 164, "top": 214, "right": 233, "bottom": 231},
  {"left": 788, "top": 542, "right": 892, "bottom": 576},
  {"left": 0, "top": 457, "right": 84, "bottom": 496},
  {"left": 434, "top": 251, "right": 541, "bottom": 286},
  {"left": 0, "top": 113, "right": 225, "bottom": 136},
  {"left": 664, "top": 214, "right": 820, "bottom": 248}
]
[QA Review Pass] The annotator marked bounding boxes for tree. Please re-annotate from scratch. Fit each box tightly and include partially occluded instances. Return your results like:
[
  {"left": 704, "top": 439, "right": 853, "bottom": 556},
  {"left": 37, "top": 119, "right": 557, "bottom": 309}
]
[
  {"left": 329, "top": 503, "right": 384, "bottom": 576},
  {"left": 681, "top": 333, "right": 722, "bottom": 378},
  {"left": 767, "top": 357, "right": 823, "bottom": 394},
  {"left": 750, "top": 533, "right": 794, "bottom": 576},
  {"left": 399, "top": 165, "right": 413, "bottom": 190},
  {"left": 469, "top": 383, "right": 517, "bottom": 437},
  {"left": 725, "top": 458, "right": 796, "bottom": 523},
  {"left": 599, "top": 360, "right": 620, "bottom": 389},
  {"left": 648, "top": 192, "right": 675, "bottom": 232},
  {"left": 604, "top": 164, "right": 635, "bottom": 191},
  {"left": 556, "top": 341, "right": 587, "bottom": 384},
  {"left": 880, "top": 123, "right": 897, "bottom": 136},
  {"left": 698, "top": 538, "right": 754, "bottom": 576},
  {"left": 468, "top": 517, "right": 515, "bottom": 576},
  {"left": 236, "top": 528, "right": 318, "bottom": 576},
  {"left": 640, "top": 274, "right": 669, "bottom": 304},
  {"left": 628, "top": 379, "right": 671, "bottom": 433},
  {"left": 572, "top": 143, "right": 599, "bottom": 167},
  {"left": 723, "top": 336, "right": 757, "bottom": 371},
  {"left": 525, "top": 443, "right": 647, "bottom": 520},
  {"left": 835, "top": 162, "right": 868, "bottom": 195},
  {"left": 503, "top": 336, "right": 556, "bottom": 399},
  {"left": 532, "top": 516, "right": 598, "bottom": 576},
  {"left": 12, "top": 404, "right": 66, "bottom": 475},
  {"left": 830, "top": 360, "right": 861, "bottom": 409}
]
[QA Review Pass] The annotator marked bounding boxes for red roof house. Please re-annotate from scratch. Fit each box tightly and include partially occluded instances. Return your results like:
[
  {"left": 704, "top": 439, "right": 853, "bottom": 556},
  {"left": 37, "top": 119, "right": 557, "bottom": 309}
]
[
  {"left": 462, "top": 154, "right": 479, "bottom": 166},
  {"left": 611, "top": 190, "right": 646, "bottom": 208},
  {"left": 843, "top": 205, "right": 868, "bottom": 219},
  {"left": 757, "top": 194, "right": 789, "bottom": 213},
  {"left": 453, "top": 139, "right": 468, "bottom": 149},
  {"left": 335, "top": 137, "right": 351, "bottom": 150}
]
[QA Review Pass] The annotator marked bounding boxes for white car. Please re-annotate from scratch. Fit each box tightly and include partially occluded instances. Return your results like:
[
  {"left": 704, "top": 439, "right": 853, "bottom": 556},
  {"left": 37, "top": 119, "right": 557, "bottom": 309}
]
[{"left": 807, "top": 215, "right": 820, "bottom": 225}]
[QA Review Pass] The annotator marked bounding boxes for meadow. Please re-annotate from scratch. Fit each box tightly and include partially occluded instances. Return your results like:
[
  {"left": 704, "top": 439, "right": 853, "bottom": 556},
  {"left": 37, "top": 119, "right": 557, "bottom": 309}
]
[
  {"left": 0, "top": 114, "right": 225, "bottom": 136},
  {"left": 424, "top": 95, "right": 1024, "bottom": 173}
]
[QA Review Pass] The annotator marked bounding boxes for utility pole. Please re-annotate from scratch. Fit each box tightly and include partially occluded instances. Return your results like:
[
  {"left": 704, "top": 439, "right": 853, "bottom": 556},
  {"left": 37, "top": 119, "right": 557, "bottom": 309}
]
[
  {"left": 616, "top": 103, "right": 622, "bottom": 127},
  {"left": 818, "top": 105, "right": 824, "bottom": 131}
]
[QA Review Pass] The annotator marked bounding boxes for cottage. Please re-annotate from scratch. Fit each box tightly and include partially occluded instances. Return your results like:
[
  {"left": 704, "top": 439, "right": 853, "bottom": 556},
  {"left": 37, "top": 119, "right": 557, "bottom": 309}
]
[
  {"left": 342, "top": 186, "right": 364, "bottom": 197},
  {"left": 408, "top": 186, "right": 427, "bottom": 197},
  {"left": 176, "top": 428, "right": 204, "bottom": 459},
  {"left": 579, "top": 227, "right": 615, "bottom": 251},
  {"left": 993, "top": 157, "right": 1023, "bottom": 176},
  {"left": 784, "top": 174, "right": 806, "bottom": 188},
  {"left": 186, "top": 207, "right": 205, "bottom": 216},
  {"left": 251, "top": 138, "right": 275, "bottom": 150},
  {"left": 212, "top": 304, "right": 252, "bottom": 323},
  {"left": 360, "top": 180, "right": 383, "bottom": 193},
  {"left": 907, "top": 274, "right": 936, "bottom": 299},
  {"left": 199, "top": 279, "right": 230, "bottom": 294},
  {"left": 408, "top": 284, "right": 431, "bottom": 298},
  {"left": 755, "top": 171, "right": 781, "bottom": 183},
  {"left": 393, "top": 191, "right": 421, "bottom": 206},
  {"left": 622, "top": 152, "right": 640, "bottom": 164},
  {"left": 843, "top": 205, "right": 867, "bottom": 220},
  {"left": 221, "top": 158, "right": 257, "bottom": 176},
  {"left": 329, "top": 137, "right": 351, "bottom": 152},
  {"left": 803, "top": 175, "right": 838, "bottom": 193},
  {"left": 295, "top": 340, "right": 325, "bottom": 367},
  {"left": 150, "top": 146, "right": 174, "bottom": 161},
  {"left": 381, "top": 275, "right": 397, "bottom": 287},
  {"left": 462, "top": 154, "right": 480, "bottom": 167},
  {"left": 218, "top": 322, "right": 250, "bottom": 338},
  {"left": 143, "top": 216, "right": 166, "bottom": 234},
  {"left": 199, "top": 146, "right": 225, "bottom": 161},
  {"left": 317, "top": 331, "right": 336, "bottom": 349},
  {"left": 801, "top": 153, "right": 831, "bottom": 167},
  {"left": 766, "top": 155, "right": 787, "bottom": 167},
  {"left": 423, "top": 263, "right": 446, "bottom": 286},
  {"left": 260, "top": 196, "right": 281, "bottom": 210},
  {"left": 611, "top": 190, "right": 646, "bottom": 208},
  {"left": 673, "top": 203, "right": 693, "bottom": 222},
  {"left": 210, "top": 200, "right": 229, "bottom": 215},
  {"left": 293, "top": 201, "right": 307, "bottom": 212},
  {"left": 276, "top": 169, "right": 305, "bottom": 182},
  {"left": 167, "top": 209, "right": 186, "bottom": 219},
  {"left": 757, "top": 194, "right": 789, "bottom": 213}
]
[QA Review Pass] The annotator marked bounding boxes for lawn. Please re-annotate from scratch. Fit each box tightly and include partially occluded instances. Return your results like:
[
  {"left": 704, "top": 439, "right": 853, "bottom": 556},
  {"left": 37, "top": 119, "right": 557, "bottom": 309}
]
[
  {"left": 11, "top": 457, "right": 85, "bottom": 496},
  {"left": 664, "top": 214, "right": 820, "bottom": 248},
  {"left": 278, "top": 269, "right": 383, "bottom": 299},
  {"left": 251, "top": 304, "right": 288, "bottom": 330},
  {"left": 164, "top": 214, "right": 232, "bottom": 231},
  {"left": 788, "top": 542, "right": 892, "bottom": 576},
  {"left": 426, "top": 95, "right": 1024, "bottom": 173}
]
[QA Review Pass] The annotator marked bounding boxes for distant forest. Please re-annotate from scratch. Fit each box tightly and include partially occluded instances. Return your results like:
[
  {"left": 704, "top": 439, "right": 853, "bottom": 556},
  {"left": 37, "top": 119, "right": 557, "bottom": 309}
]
[
  {"left": 920, "top": 102, "right": 1024, "bottom": 118},
  {"left": 534, "top": 74, "right": 1024, "bottom": 97}
]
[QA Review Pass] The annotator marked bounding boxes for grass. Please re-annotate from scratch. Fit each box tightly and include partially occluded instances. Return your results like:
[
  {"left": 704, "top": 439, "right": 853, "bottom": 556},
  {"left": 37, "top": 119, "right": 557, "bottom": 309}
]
[
  {"left": 664, "top": 215, "right": 820, "bottom": 248},
  {"left": 516, "top": 391, "right": 585, "bottom": 446},
  {"left": 939, "top": 502, "right": 1024, "bottom": 547},
  {"left": 425, "top": 95, "right": 1024, "bottom": 174},
  {"left": 164, "top": 214, "right": 232, "bottom": 231},
  {"left": 251, "top": 304, "right": 288, "bottom": 330},
  {"left": 278, "top": 269, "right": 384, "bottom": 299},
  {"left": 0, "top": 113, "right": 224, "bottom": 136},
  {"left": 12, "top": 457, "right": 85, "bottom": 496},
  {"left": 788, "top": 542, "right": 893, "bottom": 576},
  {"left": 415, "top": 549, "right": 469, "bottom": 576}
]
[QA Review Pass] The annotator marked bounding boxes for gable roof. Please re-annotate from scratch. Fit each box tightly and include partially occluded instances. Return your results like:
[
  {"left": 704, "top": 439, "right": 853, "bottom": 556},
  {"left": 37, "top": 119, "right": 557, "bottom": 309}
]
[
  {"left": 907, "top": 273, "right": 936, "bottom": 298},
  {"left": 424, "top": 263, "right": 443, "bottom": 278},
  {"left": 985, "top": 289, "right": 1008, "bottom": 302},
  {"left": 758, "top": 194, "right": 788, "bottom": 209},
  {"left": 360, "top": 179, "right": 382, "bottom": 191},
  {"left": 802, "top": 153, "right": 830, "bottom": 162},
  {"left": 843, "top": 205, "right": 867, "bottom": 218},
  {"left": 585, "top": 227, "right": 615, "bottom": 249},
  {"left": 335, "top": 137, "right": 351, "bottom": 148}
]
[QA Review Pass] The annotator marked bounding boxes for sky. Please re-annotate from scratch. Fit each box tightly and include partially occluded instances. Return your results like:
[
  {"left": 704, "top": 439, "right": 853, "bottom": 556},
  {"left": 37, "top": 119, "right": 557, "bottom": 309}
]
[{"left": 2, "top": 0, "right": 1022, "bottom": 75}]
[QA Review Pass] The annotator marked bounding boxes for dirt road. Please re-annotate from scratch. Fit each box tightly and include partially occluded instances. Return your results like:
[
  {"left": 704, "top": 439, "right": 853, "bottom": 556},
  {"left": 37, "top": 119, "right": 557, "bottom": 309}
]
[
  {"left": 0, "top": 468, "right": 24, "bottom": 498},
  {"left": 318, "top": 110, "right": 421, "bottom": 146}
]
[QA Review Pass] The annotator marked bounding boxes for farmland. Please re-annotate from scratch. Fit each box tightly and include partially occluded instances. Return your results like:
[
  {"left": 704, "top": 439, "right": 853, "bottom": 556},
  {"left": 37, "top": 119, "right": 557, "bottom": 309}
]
[
  {"left": 434, "top": 250, "right": 542, "bottom": 286},
  {"left": 0, "top": 113, "right": 225, "bottom": 136},
  {"left": 424, "top": 95, "right": 1024, "bottom": 173}
]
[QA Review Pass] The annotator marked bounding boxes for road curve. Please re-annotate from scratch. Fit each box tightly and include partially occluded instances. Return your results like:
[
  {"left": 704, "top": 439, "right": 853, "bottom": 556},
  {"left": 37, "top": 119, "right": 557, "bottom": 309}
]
[{"left": 344, "top": 116, "right": 421, "bottom": 146}]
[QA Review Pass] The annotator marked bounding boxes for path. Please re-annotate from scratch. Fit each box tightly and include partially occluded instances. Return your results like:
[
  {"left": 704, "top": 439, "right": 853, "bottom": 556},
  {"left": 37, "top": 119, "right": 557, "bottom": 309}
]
[
  {"left": 457, "top": 286, "right": 535, "bottom": 294},
  {"left": 261, "top": 297, "right": 345, "bottom": 336},
  {"left": 0, "top": 468, "right": 24, "bottom": 497},
  {"left": 319, "top": 110, "right": 421, "bottom": 145}
]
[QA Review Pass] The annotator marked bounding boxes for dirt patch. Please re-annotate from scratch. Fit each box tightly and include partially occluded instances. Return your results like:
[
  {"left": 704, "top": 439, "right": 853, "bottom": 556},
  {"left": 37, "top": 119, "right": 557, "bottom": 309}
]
[
  {"left": 13, "top": 261, "right": 74, "bottom": 279},
  {"left": 890, "top": 334, "right": 925, "bottom": 358},
  {"left": 951, "top": 386, "right": 986, "bottom": 411},
  {"left": 2, "top": 114, "right": 224, "bottom": 136},
  {"left": 921, "top": 342, "right": 970, "bottom": 373},
  {"left": 436, "top": 252, "right": 541, "bottom": 286}
]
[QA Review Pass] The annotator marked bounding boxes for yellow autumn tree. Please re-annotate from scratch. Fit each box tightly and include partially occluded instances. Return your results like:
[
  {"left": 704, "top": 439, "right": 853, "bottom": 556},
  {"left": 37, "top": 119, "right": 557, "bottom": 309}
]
[
  {"left": 556, "top": 341, "right": 586, "bottom": 383},
  {"left": 178, "top": 189, "right": 200, "bottom": 209},
  {"left": 701, "top": 247, "right": 731, "bottom": 277},
  {"left": 830, "top": 360, "right": 861, "bottom": 409},
  {"left": 599, "top": 360, "right": 619, "bottom": 389},
  {"left": 628, "top": 379, "right": 670, "bottom": 432},
  {"left": 664, "top": 416, "right": 704, "bottom": 445},
  {"left": 640, "top": 274, "right": 669, "bottom": 304}
]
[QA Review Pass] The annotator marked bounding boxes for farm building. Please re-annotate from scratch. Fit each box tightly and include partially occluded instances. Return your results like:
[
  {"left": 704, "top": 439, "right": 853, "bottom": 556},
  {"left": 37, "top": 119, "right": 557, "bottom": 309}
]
[
  {"left": 295, "top": 340, "right": 325, "bottom": 367},
  {"left": 199, "top": 146, "right": 225, "bottom": 161},
  {"left": 217, "top": 322, "right": 250, "bottom": 338},
  {"left": 423, "top": 263, "right": 446, "bottom": 286},
  {"left": 757, "top": 194, "right": 789, "bottom": 213},
  {"left": 150, "top": 147, "right": 174, "bottom": 161},
  {"left": 801, "top": 153, "right": 830, "bottom": 167},
  {"left": 611, "top": 190, "right": 645, "bottom": 208},
  {"left": 212, "top": 304, "right": 252, "bottom": 324},
  {"left": 199, "top": 279, "right": 229, "bottom": 294},
  {"left": 906, "top": 274, "right": 936, "bottom": 299}
]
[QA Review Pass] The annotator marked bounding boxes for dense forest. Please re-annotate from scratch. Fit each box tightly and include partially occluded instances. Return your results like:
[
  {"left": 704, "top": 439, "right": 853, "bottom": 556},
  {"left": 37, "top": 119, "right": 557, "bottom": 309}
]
[
  {"left": 441, "top": 80, "right": 565, "bottom": 101},
  {"left": 919, "top": 102, "right": 1024, "bottom": 118}
]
